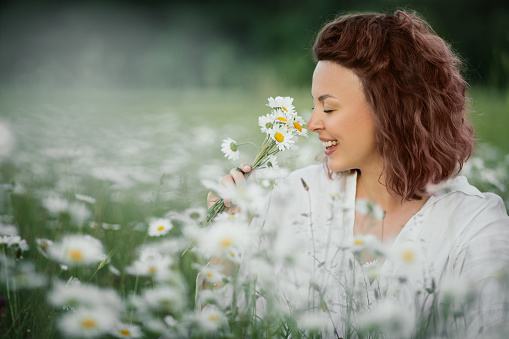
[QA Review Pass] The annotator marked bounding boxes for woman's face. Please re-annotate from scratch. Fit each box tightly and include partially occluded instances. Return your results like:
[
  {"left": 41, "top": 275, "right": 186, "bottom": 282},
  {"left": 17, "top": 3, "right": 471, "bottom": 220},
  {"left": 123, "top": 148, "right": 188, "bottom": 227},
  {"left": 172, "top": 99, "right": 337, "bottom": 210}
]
[{"left": 308, "top": 61, "right": 380, "bottom": 173}]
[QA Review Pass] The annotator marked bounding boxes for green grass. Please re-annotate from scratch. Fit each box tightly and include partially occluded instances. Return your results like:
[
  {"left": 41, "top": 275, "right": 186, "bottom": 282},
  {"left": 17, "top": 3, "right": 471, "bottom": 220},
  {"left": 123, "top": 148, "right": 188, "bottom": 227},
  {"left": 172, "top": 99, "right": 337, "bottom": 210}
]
[{"left": 0, "top": 85, "right": 507, "bottom": 338}]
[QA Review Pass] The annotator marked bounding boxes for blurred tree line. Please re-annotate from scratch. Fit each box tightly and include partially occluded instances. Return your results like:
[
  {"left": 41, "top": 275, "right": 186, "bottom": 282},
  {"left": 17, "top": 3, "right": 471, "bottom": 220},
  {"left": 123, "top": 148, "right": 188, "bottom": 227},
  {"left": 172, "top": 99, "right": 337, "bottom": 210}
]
[{"left": 0, "top": 0, "right": 508, "bottom": 89}]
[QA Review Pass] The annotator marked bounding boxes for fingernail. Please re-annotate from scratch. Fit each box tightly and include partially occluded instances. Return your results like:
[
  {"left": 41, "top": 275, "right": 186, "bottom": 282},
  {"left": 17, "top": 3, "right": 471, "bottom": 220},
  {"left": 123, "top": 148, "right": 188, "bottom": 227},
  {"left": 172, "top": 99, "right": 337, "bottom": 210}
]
[
  {"left": 243, "top": 165, "right": 250, "bottom": 171},
  {"left": 224, "top": 200, "right": 230, "bottom": 207}
]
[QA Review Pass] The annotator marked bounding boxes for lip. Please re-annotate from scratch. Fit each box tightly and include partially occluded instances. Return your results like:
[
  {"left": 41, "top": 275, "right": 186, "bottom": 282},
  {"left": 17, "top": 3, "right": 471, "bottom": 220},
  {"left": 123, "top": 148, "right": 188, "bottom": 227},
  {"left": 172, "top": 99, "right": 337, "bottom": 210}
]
[{"left": 324, "top": 144, "right": 338, "bottom": 156}]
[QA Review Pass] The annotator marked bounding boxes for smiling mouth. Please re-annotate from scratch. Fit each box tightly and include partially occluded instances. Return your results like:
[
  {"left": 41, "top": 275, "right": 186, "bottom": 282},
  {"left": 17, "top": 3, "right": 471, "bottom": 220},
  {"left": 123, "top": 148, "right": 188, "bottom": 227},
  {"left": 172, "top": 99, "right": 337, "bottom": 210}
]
[{"left": 322, "top": 140, "right": 338, "bottom": 149}]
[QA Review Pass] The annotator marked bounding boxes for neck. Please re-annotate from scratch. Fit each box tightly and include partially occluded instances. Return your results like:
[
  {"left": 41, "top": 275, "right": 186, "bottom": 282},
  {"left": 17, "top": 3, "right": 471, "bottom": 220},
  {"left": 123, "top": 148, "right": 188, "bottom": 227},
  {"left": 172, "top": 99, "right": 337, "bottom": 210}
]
[{"left": 355, "top": 167, "right": 403, "bottom": 214}]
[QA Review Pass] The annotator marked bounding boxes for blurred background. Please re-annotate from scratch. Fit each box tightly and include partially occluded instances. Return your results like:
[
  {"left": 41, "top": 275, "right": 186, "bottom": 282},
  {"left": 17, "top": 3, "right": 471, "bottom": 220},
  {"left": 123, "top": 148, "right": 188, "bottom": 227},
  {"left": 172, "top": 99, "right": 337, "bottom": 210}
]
[
  {"left": 1, "top": 0, "right": 509, "bottom": 89},
  {"left": 0, "top": 0, "right": 508, "bottom": 193}
]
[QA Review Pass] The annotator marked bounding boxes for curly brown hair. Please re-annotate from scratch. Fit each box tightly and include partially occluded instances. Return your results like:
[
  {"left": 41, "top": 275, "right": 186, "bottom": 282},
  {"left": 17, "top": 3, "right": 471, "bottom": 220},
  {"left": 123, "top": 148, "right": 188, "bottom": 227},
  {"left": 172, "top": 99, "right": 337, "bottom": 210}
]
[{"left": 313, "top": 10, "right": 474, "bottom": 200}]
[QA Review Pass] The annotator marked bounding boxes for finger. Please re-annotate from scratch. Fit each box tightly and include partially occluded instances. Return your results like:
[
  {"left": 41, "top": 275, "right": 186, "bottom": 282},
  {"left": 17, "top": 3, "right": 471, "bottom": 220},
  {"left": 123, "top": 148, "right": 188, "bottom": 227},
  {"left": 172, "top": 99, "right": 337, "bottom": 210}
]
[
  {"left": 240, "top": 163, "right": 251, "bottom": 173},
  {"left": 230, "top": 167, "right": 246, "bottom": 186},
  {"left": 207, "top": 191, "right": 219, "bottom": 209},
  {"left": 220, "top": 175, "right": 235, "bottom": 207}
]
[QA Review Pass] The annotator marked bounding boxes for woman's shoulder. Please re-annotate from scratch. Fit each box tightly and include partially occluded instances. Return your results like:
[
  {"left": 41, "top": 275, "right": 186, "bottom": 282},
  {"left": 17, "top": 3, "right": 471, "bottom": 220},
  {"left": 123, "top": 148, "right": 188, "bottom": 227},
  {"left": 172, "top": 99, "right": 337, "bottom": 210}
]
[{"left": 427, "top": 175, "right": 509, "bottom": 229}]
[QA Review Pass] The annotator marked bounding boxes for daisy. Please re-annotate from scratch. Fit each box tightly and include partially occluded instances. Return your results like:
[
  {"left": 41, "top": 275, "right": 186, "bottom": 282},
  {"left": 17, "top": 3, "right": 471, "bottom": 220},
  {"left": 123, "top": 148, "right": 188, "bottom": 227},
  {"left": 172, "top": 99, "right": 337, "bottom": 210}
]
[
  {"left": 48, "top": 281, "right": 124, "bottom": 312},
  {"left": 75, "top": 193, "right": 96, "bottom": 204},
  {"left": 110, "top": 323, "right": 143, "bottom": 338},
  {"left": 220, "top": 137, "right": 240, "bottom": 160},
  {"left": 147, "top": 218, "right": 173, "bottom": 237},
  {"left": 43, "top": 194, "right": 69, "bottom": 216},
  {"left": 267, "top": 96, "right": 295, "bottom": 114},
  {"left": 264, "top": 154, "right": 279, "bottom": 169},
  {"left": 288, "top": 114, "right": 308, "bottom": 137},
  {"left": 183, "top": 207, "right": 206, "bottom": 222},
  {"left": 272, "top": 108, "right": 292, "bottom": 125},
  {"left": 125, "top": 249, "right": 173, "bottom": 281},
  {"left": 58, "top": 306, "right": 117, "bottom": 338},
  {"left": 140, "top": 285, "right": 185, "bottom": 313},
  {"left": 197, "top": 306, "right": 226, "bottom": 332},
  {"left": 47, "top": 234, "right": 106, "bottom": 267},
  {"left": 355, "top": 199, "right": 385, "bottom": 220},
  {"left": 390, "top": 240, "right": 424, "bottom": 268},
  {"left": 200, "top": 266, "right": 224, "bottom": 285},
  {"left": 36, "top": 238, "right": 53, "bottom": 258},
  {"left": 258, "top": 113, "right": 276, "bottom": 134},
  {"left": 197, "top": 219, "right": 250, "bottom": 258},
  {"left": 270, "top": 125, "right": 295, "bottom": 151}
]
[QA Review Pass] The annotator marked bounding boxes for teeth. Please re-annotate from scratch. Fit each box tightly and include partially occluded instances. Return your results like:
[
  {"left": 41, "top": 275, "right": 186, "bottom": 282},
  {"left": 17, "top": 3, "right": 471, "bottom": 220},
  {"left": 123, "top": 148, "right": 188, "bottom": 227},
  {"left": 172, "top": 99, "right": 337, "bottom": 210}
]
[{"left": 322, "top": 140, "right": 338, "bottom": 148}]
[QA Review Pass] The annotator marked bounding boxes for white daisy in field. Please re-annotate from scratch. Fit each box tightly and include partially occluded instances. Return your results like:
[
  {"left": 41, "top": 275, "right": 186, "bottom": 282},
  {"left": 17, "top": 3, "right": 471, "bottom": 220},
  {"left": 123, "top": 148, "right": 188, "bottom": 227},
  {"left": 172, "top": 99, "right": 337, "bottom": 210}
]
[
  {"left": 147, "top": 218, "right": 173, "bottom": 237},
  {"left": 43, "top": 194, "right": 69, "bottom": 216},
  {"left": 1, "top": 235, "right": 29, "bottom": 251},
  {"left": 350, "top": 233, "right": 378, "bottom": 253},
  {"left": 391, "top": 240, "right": 424, "bottom": 268},
  {"left": 200, "top": 266, "right": 224, "bottom": 285},
  {"left": 258, "top": 113, "right": 275, "bottom": 134},
  {"left": 356, "top": 300, "right": 414, "bottom": 338},
  {"left": 140, "top": 285, "right": 185, "bottom": 313},
  {"left": 197, "top": 306, "right": 226, "bottom": 332},
  {"left": 356, "top": 199, "right": 385, "bottom": 220},
  {"left": 183, "top": 207, "right": 206, "bottom": 222},
  {"left": 75, "top": 193, "right": 96, "bottom": 204},
  {"left": 197, "top": 219, "right": 250, "bottom": 258},
  {"left": 110, "top": 322, "right": 143, "bottom": 338},
  {"left": 58, "top": 306, "right": 117, "bottom": 338},
  {"left": 48, "top": 281, "right": 124, "bottom": 312},
  {"left": 0, "top": 223, "right": 18, "bottom": 236},
  {"left": 36, "top": 238, "right": 53, "bottom": 258},
  {"left": 47, "top": 234, "right": 106, "bottom": 266},
  {"left": 270, "top": 125, "right": 295, "bottom": 151},
  {"left": 68, "top": 202, "right": 91, "bottom": 226},
  {"left": 0, "top": 259, "right": 46, "bottom": 290},
  {"left": 125, "top": 249, "right": 173, "bottom": 281},
  {"left": 298, "top": 311, "right": 329, "bottom": 332},
  {"left": 267, "top": 96, "right": 295, "bottom": 114},
  {"left": 220, "top": 137, "right": 240, "bottom": 160}
]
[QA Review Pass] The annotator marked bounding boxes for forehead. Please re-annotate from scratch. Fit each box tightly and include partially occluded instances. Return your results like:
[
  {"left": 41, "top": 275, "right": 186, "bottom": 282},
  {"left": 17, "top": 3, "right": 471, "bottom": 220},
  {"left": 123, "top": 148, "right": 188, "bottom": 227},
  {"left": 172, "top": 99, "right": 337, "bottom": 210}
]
[{"left": 311, "top": 61, "right": 363, "bottom": 98}]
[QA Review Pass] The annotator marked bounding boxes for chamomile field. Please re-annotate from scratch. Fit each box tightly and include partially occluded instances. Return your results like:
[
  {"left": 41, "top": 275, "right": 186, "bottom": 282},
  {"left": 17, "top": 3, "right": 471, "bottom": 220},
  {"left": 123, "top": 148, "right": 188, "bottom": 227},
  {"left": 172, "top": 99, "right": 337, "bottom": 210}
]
[{"left": 0, "top": 86, "right": 507, "bottom": 338}]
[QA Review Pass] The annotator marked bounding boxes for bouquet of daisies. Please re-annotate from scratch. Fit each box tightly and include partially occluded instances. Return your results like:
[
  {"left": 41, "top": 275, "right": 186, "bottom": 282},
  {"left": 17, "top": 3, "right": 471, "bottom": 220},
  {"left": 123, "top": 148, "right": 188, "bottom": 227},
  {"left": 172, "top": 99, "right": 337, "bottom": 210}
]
[{"left": 205, "top": 96, "right": 307, "bottom": 225}]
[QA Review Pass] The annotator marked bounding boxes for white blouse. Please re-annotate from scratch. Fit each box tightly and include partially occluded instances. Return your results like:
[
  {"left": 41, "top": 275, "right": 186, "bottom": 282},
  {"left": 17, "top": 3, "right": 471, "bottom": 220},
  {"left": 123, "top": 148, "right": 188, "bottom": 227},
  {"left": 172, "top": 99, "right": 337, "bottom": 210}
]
[{"left": 247, "top": 164, "right": 509, "bottom": 338}]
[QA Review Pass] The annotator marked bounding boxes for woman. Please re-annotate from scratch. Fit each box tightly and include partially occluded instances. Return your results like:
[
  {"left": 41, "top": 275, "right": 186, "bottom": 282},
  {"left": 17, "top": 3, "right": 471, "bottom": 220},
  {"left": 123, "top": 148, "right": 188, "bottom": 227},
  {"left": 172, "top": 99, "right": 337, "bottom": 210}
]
[{"left": 207, "top": 11, "right": 509, "bottom": 338}]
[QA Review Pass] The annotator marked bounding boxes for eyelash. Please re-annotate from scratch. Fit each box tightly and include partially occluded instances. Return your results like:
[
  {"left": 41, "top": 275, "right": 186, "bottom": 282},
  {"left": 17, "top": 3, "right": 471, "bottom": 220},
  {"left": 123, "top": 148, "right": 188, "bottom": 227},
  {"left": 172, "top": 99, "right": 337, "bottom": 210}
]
[{"left": 312, "top": 107, "right": 333, "bottom": 113}]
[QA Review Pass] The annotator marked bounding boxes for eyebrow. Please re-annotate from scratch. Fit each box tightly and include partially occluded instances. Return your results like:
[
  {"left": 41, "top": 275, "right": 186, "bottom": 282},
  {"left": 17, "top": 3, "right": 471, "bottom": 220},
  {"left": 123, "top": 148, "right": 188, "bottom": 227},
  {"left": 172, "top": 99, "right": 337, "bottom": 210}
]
[{"left": 317, "top": 94, "right": 335, "bottom": 102}]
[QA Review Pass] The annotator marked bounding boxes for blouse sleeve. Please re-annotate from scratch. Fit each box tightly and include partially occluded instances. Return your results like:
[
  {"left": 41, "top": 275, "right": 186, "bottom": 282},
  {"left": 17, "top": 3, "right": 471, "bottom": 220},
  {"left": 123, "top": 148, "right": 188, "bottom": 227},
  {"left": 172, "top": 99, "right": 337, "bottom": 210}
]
[{"left": 453, "top": 193, "right": 509, "bottom": 337}]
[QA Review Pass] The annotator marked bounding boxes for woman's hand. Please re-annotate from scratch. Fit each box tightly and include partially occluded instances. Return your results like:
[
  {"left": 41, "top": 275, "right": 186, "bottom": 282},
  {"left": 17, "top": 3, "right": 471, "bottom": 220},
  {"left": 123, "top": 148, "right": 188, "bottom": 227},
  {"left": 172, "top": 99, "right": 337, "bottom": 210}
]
[{"left": 206, "top": 163, "right": 252, "bottom": 209}]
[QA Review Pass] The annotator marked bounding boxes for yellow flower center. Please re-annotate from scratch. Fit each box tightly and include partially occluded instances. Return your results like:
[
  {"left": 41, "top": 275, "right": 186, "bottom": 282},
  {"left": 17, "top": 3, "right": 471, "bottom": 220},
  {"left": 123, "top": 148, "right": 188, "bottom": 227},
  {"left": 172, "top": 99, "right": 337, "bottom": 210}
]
[
  {"left": 157, "top": 226, "right": 164, "bottom": 231},
  {"left": 402, "top": 250, "right": 415, "bottom": 263},
  {"left": 119, "top": 330, "right": 131, "bottom": 336},
  {"left": 293, "top": 122, "right": 302, "bottom": 132},
  {"left": 206, "top": 272, "right": 213, "bottom": 278},
  {"left": 81, "top": 318, "right": 97, "bottom": 329},
  {"left": 149, "top": 266, "right": 157, "bottom": 274},
  {"left": 277, "top": 117, "right": 287, "bottom": 122},
  {"left": 220, "top": 238, "right": 232, "bottom": 248},
  {"left": 282, "top": 106, "right": 288, "bottom": 112},
  {"left": 353, "top": 238, "right": 364, "bottom": 246},
  {"left": 228, "top": 250, "right": 236, "bottom": 258},
  {"left": 274, "top": 132, "right": 284, "bottom": 143},
  {"left": 209, "top": 314, "right": 219, "bottom": 322},
  {"left": 69, "top": 249, "right": 83, "bottom": 262}
]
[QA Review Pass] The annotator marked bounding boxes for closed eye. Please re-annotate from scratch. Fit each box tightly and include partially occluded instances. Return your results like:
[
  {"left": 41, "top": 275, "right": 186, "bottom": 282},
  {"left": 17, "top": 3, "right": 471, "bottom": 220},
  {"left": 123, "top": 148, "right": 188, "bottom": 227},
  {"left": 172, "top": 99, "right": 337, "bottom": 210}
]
[{"left": 324, "top": 110, "right": 333, "bottom": 113}]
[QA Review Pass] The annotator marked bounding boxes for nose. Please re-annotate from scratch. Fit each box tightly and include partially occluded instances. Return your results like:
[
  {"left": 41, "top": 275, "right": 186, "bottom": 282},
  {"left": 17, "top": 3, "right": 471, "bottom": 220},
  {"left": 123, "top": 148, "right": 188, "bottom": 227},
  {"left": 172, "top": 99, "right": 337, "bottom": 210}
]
[{"left": 307, "top": 109, "right": 323, "bottom": 133}]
